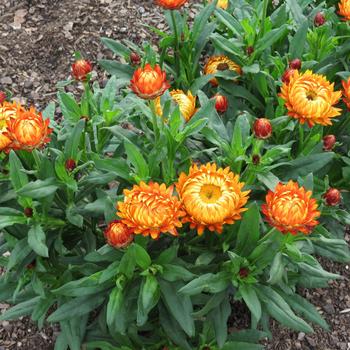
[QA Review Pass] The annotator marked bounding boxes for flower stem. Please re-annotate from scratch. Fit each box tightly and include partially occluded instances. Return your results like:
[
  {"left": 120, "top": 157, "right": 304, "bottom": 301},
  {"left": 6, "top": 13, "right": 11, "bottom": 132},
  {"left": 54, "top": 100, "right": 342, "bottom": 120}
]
[
  {"left": 170, "top": 10, "right": 180, "bottom": 83},
  {"left": 298, "top": 123, "right": 304, "bottom": 154}
]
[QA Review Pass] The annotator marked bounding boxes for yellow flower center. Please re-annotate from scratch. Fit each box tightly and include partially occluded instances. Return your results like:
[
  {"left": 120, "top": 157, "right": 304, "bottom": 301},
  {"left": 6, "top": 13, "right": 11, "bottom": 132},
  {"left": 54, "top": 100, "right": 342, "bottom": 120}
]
[
  {"left": 306, "top": 90, "right": 317, "bottom": 101},
  {"left": 199, "top": 184, "right": 222, "bottom": 203}
]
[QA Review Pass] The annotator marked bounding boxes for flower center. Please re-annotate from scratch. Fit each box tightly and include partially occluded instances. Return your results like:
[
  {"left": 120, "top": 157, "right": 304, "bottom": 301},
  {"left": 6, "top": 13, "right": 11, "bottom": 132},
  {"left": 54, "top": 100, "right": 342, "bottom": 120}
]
[
  {"left": 217, "top": 63, "right": 229, "bottom": 71},
  {"left": 306, "top": 90, "right": 317, "bottom": 101},
  {"left": 199, "top": 184, "right": 222, "bottom": 203}
]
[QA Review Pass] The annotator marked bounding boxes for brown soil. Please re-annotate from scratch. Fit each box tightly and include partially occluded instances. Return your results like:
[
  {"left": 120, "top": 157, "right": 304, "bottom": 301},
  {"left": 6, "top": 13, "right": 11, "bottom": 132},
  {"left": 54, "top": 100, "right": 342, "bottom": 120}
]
[{"left": 0, "top": 1, "right": 349, "bottom": 349}]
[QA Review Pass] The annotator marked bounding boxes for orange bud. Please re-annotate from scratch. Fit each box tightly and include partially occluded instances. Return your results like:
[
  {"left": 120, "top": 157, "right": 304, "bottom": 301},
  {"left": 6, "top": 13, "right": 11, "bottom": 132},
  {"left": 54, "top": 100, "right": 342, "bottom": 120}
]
[
  {"left": 130, "top": 63, "right": 170, "bottom": 100},
  {"left": 104, "top": 220, "right": 134, "bottom": 248},
  {"left": 71, "top": 59, "right": 92, "bottom": 81},
  {"left": 323, "top": 188, "right": 341, "bottom": 206},
  {"left": 253, "top": 118, "right": 272, "bottom": 139},
  {"left": 323, "top": 134, "right": 336, "bottom": 151},
  {"left": 281, "top": 68, "right": 296, "bottom": 84},
  {"left": 289, "top": 58, "right": 301, "bottom": 70},
  {"left": 65, "top": 159, "right": 76, "bottom": 172},
  {"left": 214, "top": 94, "right": 228, "bottom": 113},
  {"left": 0, "top": 91, "right": 6, "bottom": 104},
  {"left": 130, "top": 52, "right": 141, "bottom": 66},
  {"left": 155, "top": 0, "right": 187, "bottom": 10},
  {"left": 314, "top": 12, "right": 326, "bottom": 26}
]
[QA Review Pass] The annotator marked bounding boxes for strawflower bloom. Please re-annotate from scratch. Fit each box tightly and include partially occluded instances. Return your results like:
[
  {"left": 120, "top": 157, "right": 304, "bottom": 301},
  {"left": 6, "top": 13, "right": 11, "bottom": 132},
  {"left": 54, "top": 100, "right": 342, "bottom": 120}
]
[
  {"left": 341, "top": 77, "right": 350, "bottom": 110},
  {"left": 204, "top": 55, "right": 242, "bottom": 87},
  {"left": 0, "top": 101, "right": 22, "bottom": 152},
  {"left": 71, "top": 59, "right": 92, "bottom": 81},
  {"left": 170, "top": 90, "right": 197, "bottom": 121},
  {"left": 104, "top": 220, "right": 134, "bottom": 248},
  {"left": 253, "top": 118, "right": 272, "bottom": 139},
  {"left": 176, "top": 163, "right": 250, "bottom": 235},
  {"left": 338, "top": 0, "right": 350, "bottom": 21},
  {"left": 5, "top": 106, "right": 53, "bottom": 151},
  {"left": 279, "top": 70, "right": 342, "bottom": 127},
  {"left": 130, "top": 63, "right": 170, "bottom": 100},
  {"left": 262, "top": 181, "right": 320, "bottom": 235},
  {"left": 117, "top": 182, "right": 185, "bottom": 239},
  {"left": 155, "top": 0, "right": 187, "bottom": 10},
  {"left": 323, "top": 188, "right": 341, "bottom": 206},
  {"left": 323, "top": 134, "right": 336, "bottom": 151},
  {"left": 214, "top": 94, "right": 228, "bottom": 113}
]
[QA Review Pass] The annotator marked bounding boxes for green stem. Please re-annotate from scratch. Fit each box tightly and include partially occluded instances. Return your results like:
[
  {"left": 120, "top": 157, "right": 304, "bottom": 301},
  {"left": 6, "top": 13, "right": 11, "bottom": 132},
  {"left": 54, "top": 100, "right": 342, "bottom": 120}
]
[
  {"left": 298, "top": 123, "right": 304, "bottom": 154},
  {"left": 149, "top": 100, "right": 160, "bottom": 144},
  {"left": 170, "top": 10, "right": 180, "bottom": 83},
  {"left": 261, "top": 0, "right": 269, "bottom": 36},
  {"left": 258, "top": 227, "right": 278, "bottom": 244}
]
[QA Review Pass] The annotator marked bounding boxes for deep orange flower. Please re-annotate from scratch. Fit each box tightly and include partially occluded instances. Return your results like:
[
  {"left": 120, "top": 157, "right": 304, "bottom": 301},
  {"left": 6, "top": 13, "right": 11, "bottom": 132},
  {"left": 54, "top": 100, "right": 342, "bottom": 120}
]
[
  {"left": 323, "top": 188, "right": 341, "bottom": 206},
  {"left": 170, "top": 90, "right": 197, "bottom": 121},
  {"left": 261, "top": 181, "right": 320, "bottom": 235},
  {"left": 71, "top": 59, "right": 92, "bottom": 81},
  {"left": 208, "top": 0, "right": 228, "bottom": 9},
  {"left": 341, "top": 77, "right": 350, "bottom": 110},
  {"left": 155, "top": 0, "right": 187, "bottom": 9},
  {"left": 5, "top": 106, "right": 53, "bottom": 151},
  {"left": 130, "top": 63, "right": 170, "bottom": 100},
  {"left": 117, "top": 182, "right": 185, "bottom": 239},
  {"left": 323, "top": 134, "right": 336, "bottom": 151},
  {"left": 176, "top": 163, "right": 250, "bottom": 235},
  {"left": 0, "top": 91, "right": 6, "bottom": 104},
  {"left": 338, "top": 0, "right": 350, "bottom": 21},
  {"left": 0, "top": 102, "right": 22, "bottom": 152},
  {"left": 104, "top": 220, "right": 134, "bottom": 248},
  {"left": 253, "top": 118, "right": 272, "bottom": 139},
  {"left": 204, "top": 55, "right": 242, "bottom": 87},
  {"left": 214, "top": 94, "right": 228, "bottom": 113},
  {"left": 279, "top": 70, "right": 342, "bottom": 127}
]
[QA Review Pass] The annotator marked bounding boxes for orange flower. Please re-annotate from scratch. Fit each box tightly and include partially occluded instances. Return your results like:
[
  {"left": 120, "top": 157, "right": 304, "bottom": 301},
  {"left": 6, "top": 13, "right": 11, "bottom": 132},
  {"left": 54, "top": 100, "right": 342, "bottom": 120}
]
[
  {"left": 0, "top": 102, "right": 22, "bottom": 152},
  {"left": 279, "top": 70, "right": 342, "bottom": 127},
  {"left": 5, "top": 106, "right": 53, "bottom": 151},
  {"left": 104, "top": 220, "right": 134, "bottom": 248},
  {"left": 117, "top": 182, "right": 185, "bottom": 239},
  {"left": 71, "top": 59, "right": 92, "bottom": 81},
  {"left": 130, "top": 63, "right": 170, "bottom": 100},
  {"left": 214, "top": 94, "right": 228, "bottom": 113},
  {"left": 338, "top": 0, "right": 350, "bottom": 21},
  {"left": 261, "top": 181, "right": 320, "bottom": 235},
  {"left": 155, "top": 0, "right": 187, "bottom": 10},
  {"left": 176, "top": 163, "right": 250, "bottom": 235},
  {"left": 253, "top": 118, "right": 272, "bottom": 139},
  {"left": 208, "top": 0, "right": 228, "bottom": 9},
  {"left": 341, "top": 77, "right": 350, "bottom": 110},
  {"left": 170, "top": 90, "right": 197, "bottom": 121},
  {"left": 204, "top": 55, "right": 242, "bottom": 87}
]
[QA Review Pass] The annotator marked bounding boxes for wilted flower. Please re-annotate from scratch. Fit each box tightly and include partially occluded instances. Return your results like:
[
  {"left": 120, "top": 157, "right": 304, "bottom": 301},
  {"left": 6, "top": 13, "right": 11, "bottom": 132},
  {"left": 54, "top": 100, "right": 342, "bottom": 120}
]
[
  {"left": 24, "top": 207, "right": 33, "bottom": 217},
  {"left": 155, "top": 0, "right": 187, "bottom": 10},
  {"left": 130, "top": 63, "right": 170, "bottom": 100},
  {"left": 104, "top": 220, "right": 134, "bottom": 248},
  {"left": 252, "top": 154, "right": 260, "bottom": 165},
  {"left": 323, "top": 188, "right": 341, "bottom": 206},
  {"left": 338, "top": 0, "right": 350, "bottom": 21},
  {"left": 130, "top": 52, "right": 141, "bottom": 66},
  {"left": 214, "top": 94, "right": 228, "bottom": 113},
  {"left": 5, "top": 106, "right": 53, "bottom": 151},
  {"left": 279, "top": 70, "right": 342, "bottom": 127},
  {"left": 208, "top": 0, "right": 228, "bottom": 9},
  {"left": 341, "top": 77, "right": 350, "bottom": 110},
  {"left": 281, "top": 68, "right": 296, "bottom": 84},
  {"left": 71, "top": 59, "right": 92, "bottom": 81},
  {"left": 314, "top": 12, "right": 326, "bottom": 26},
  {"left": 246, "top": 46, "right": 254, "bottom": 56},
  {"left": 253, "top": 118, "right": 272, "bottom": 139},
  {"left": 289, "top": 58, "right": 301, "bottom": 70},
  {"left": 117, "top": 182, "right": 185, "bottom": 239},
  {"left": 170, "top": 90, "right": 197, "bottom": 121},
  {"left": 0, "top": 102, "right": 22, "bottom": 152},
  {"left": 176, "top": 163, "right": 250, "bottom": 235},
  {"left": 239, "top": 267, "right": 250, "bottom": 278},
  {"left": 0, "top": 91, "right": 6, "bottom": 104},
  {"left": 65, "top": 159, "right": 77, "bottom": 172},
  {"left": 204, "top": 55, "right": 242, "bottom": 87},
  {"left": 323, "top": 134, "right": 336, "bottom": 151},
  {"left": 262, "top": 181, "right": 320, "bottom": 235}
]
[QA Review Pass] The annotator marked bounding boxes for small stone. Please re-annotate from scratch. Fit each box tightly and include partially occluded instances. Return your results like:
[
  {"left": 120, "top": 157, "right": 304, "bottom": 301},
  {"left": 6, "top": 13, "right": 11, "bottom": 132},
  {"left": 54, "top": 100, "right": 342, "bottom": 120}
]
[
  {"left": 323, "top": 303, "right": 335, "bottom": 314},
  {"left": 297, "top": 332, "right": 305, "bottom": 341},
  {"left": 306, "top": 336, "right": 316, "bottom": 347},
  {"left": 0, "top": 77, "right": 12, "bottom": 85}
]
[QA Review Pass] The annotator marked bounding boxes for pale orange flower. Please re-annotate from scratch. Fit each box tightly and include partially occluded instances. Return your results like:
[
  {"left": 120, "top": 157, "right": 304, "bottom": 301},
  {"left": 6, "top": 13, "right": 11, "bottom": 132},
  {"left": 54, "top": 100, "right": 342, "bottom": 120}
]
[
  {"left": 338, "top": 0, "right": 350, "bottom": 21},
  {"left": 130, "top": 63, "right": 170, "bottom": 100},
  {"left": 155, "top": 0, "right": 187, "bottom": 9},
  {"left": 117, "top": 182, "right": 185, "bottom": 239},
  {"left": 104, "top": 220, "right": 134, "bottom": 248},
  {"left": 204, "top": 55, "right": 242, "bottom": 87},
  {"left": 279, "top": 70, "right": 342, "bottom": 127},
  {"left": 170, "top": 90, "right": 197, "bottom": 121},
  {"left": 176, "top": 163, "right": 250, "bottom": 235},
  {"left": 261, "top": 181, "right": 320, "bottom": 235},
  {"left": 341, "top": 77, "right": 350, "bottom": 110}
]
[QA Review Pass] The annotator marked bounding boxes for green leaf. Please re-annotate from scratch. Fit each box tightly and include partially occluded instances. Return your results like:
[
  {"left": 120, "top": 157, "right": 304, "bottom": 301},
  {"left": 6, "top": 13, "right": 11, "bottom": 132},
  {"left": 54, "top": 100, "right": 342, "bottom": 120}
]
[
  {"left": 28, "top": 225, "right": 48, "bottom": 257},
  {"left": 289, "top": 19, "right": 308, "bottom": 59},
  {"left": 0, "top": 296, "right": 41, "bottom": 320},
  {"left": 161, "top": 264, "right": 195, "bottom": 282},
  {"left": 209, "top": 296, "right": 231, "bottom": 347},
  {"left": 7, "top": 238, "right": 33, "bottom": 270},
  {"left": 221, "top": 342, "right": 264, "bottom": 350},
  {"left": 239, "top": 284, "right": 262, "bottom": 322},
  {"left": 17, "top": 178, "right": 59, "bottom": 199},
  {"left": 98, "top": 60, "right": 133, "bottom": 79},
  {"left": 124, "top": 141, "right": 149, "bottom": 180},
  {"left": 9, "top": 151, "right": 29, "bottom": 190},
  {"left": 64, "top": 119, "right": 85, "bottom": 159},
  {"left": 267, "top": 252, "right": 284, "bottom": 284},
  {"left": 0, "top": 215, "right": 27, "bottom": 230},
  {"left": 58, "top": 92, "right": 81, "bottom": 122},
  {"left": 93, "top": 157, "right": 132, "bottom": 182},
  {"left": 107, "top": 286, "right": 127, "bottom": 334},
  {"left": 101, "top": 37, "right": 131, "bottom": 58},
  {"left": 130, "top": 243, "right": 151, "bottom": 270},
  {"left": 255, "top": 25, "right": 289, "bottom": 55}
]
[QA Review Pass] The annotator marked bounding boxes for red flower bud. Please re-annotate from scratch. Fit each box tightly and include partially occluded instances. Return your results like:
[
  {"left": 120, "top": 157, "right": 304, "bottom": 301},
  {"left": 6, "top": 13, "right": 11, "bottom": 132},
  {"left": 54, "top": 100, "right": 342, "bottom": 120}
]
[
  {"left": 289, "top": 58, "right": 301, "bottom": 70},
  {"left": 282, "top": 68, "right": 296, "bottom": 84},
  {"left": 246, "top": 46, "right": 254, "bottom": 56},
  {"left": 253, "top": 118, "right": 272, "bottom": 139},
  {"left": 0, "top": 91, "right": 6, "bottom": 104},
  {"left": 71, "top": 59, "right": 92, "bottom": 81},
  {"left": 24, "top": 207, "right": 33, "bottom": 217},
  {"left": 26, "top": 260, "right": 36, "bottom": 269},
  {"left": 130, "top": 52, "right": 141, "bottom": 66},
  {"left": 323, "top": 188, "right": 341, "bottom": 206},
  {"left": 104, "top": 220, "right": 134, "bottom": 248},
  {"left": 252, "top": 154, "right": 260, "bottom": 165},
  {"left": 214, "top": 94, "right": 228, "bottom": 113},
  {"left": 314, "top": 12, "right": 326, "bottom": 27},
  {"left": 239, "top": 267, "right": 249, "bottom": 278},
  {"left": 323, "top": 134, "right": 336, "bottom": 151},
  {"left": 65, "top": 159, "right": 77, "bottom": 172}
]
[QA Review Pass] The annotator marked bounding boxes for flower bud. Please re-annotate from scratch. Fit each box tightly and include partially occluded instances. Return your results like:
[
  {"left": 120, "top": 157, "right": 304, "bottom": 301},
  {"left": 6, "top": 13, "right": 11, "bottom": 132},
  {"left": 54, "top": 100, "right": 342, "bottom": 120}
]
[
  {"left": 253, "top": 118, "right": 272, "bottom": 139},
  {"left": 104, "top": 220, "right": 134, "bottom": 248},
  {"left": 323, "top": 188, "right": 341, "bottom": 206},
  {"left": 252, "top": 154, "right": 260, "bottom": 165},
  {"left": 314, "top": 12, "right": 326, "bottom": 27},
  {"left": 214, "top": 94, "right": 228, "bottom": 113},
  {"left": 289, "top": 58, "right": 301, "bottom": 70},
  {"left": 281, "top": 68, "right": 296, "bottom": 84},
  {"left": 65, "top": 159, "right": 77, "bottom": 172},
  {"left": 24, "top": 207, "right": 33, "bottom": 217},
  {"left": 130, "top": 52, "right": 141, "bottom": 66},
  {"left": 246, "top": 46, "right": 254, "bottom": 56},
  {"left": 239, "top": 267, "right": 249, "bottom": 278},
  {"left": 71, "top": 59, "right": 92, "bottom": 81},
  {"left": 0, "top": 91, "right": 6, "bottom": 104},
  {"left": 323, "top": 134, "right": 336, "bottom": 151}
]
